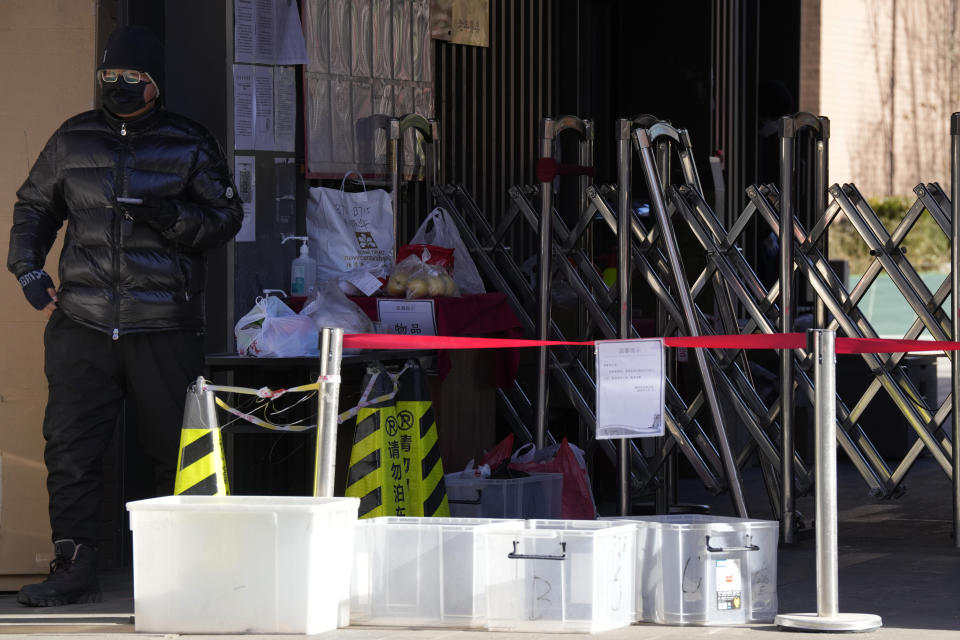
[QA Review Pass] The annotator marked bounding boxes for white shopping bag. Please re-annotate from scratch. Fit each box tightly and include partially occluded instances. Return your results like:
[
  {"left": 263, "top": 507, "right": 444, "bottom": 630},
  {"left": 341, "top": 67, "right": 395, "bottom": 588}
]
[
  {"left": 307, "top": 171, "right": 394, "bottom": 283},
  {"left": 410, "top": 207, "right": 486, "bottom": 295},
  {"left": 235, "top": 296, "right": 318, "bottom": 357}
]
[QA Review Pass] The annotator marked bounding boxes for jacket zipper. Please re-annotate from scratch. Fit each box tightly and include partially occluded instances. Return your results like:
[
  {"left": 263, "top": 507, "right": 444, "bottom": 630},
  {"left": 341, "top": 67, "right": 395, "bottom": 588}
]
[{"left": 113, "top": 121, "right": 129, "bottom": 340}]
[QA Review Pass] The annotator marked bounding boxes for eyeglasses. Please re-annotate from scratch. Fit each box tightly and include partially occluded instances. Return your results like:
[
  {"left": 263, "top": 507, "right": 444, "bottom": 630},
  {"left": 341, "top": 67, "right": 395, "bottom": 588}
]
[{"left": 99, "top": 69, "right": 153, "bottom": 84}]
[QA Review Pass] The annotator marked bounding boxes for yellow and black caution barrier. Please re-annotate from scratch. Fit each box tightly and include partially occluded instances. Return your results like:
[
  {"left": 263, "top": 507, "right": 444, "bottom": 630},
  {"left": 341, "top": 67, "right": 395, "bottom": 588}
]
[
  {"left": 172, "top": 361, "right": 450, "bottom": 509},
  {"left": 345, "top": 360, "right": 449, "bottom": 518},
  {"left": 174, "top": 377, "right": 230, "bottom": 496}
]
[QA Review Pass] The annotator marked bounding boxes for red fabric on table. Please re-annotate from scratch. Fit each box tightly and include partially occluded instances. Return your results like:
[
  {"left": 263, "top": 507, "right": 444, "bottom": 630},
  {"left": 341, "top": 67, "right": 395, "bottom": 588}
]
[{"left": 348, "top": 293, "right": 523, "bottom": 387}]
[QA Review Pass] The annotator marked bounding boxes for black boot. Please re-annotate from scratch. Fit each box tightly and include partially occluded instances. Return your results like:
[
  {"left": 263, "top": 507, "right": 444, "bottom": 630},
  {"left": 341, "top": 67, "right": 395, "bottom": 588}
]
[{"left": 17, "top": 540, "right": 101, "bottom": 606}]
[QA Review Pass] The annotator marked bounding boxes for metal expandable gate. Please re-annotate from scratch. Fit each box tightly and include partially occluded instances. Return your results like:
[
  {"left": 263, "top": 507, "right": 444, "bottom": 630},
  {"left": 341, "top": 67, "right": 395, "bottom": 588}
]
[{"left": 431, "top": 112, "right": 958, "bottom": 544}]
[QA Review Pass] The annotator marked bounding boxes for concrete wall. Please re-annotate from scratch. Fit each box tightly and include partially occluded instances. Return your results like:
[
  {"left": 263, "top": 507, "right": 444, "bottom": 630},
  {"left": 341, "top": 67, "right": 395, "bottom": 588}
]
[
  {"left": 0, "top": 0, "right": 97, "bottom": 583},
  {"left": 820, "top": 0, "right": 958, "bottom": 197}
]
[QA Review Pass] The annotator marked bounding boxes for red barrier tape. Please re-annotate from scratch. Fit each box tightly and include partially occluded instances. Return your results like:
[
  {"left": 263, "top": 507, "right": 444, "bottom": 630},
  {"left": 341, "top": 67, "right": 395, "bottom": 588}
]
[
  {"left": 835, "top": 337, "right": 960, "bottom": 354},
  {"left": 535, "top": 157, "right": 597, "bottom": 183},
  {"left": 342, "top": 332, "right": 960, "bottom": 354}
]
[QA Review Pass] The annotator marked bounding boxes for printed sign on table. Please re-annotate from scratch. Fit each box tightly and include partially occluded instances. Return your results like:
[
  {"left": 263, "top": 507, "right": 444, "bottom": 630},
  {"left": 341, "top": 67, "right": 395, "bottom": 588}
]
[{"left": 376, "top": 299, "right": 437, "bottom": 336}]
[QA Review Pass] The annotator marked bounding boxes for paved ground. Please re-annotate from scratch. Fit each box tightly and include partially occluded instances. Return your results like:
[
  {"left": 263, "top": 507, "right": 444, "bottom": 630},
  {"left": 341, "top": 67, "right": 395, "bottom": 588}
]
[
  {"left": 0, "top": 319, "right": 957, "bottom": 638},
  {"left": 0, "top": 453, "right": 956, "bottom": 638},
  {"left": 855, "top": 271, "right": 949, "bottom": 340}
]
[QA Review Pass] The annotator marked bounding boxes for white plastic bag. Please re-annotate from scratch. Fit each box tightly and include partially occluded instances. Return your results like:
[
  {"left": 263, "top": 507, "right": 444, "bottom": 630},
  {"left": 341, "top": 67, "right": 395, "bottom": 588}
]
[
  {"left": 257, "top": 315, "right": 319, "bottom": 357},
  {"left": 301, "top": 280, "right": 375, "bottom": 335},
  {"left": 385, "top": 252, "right": 459, "bottom": 299},
  {"left": 235, "top": 296, "right": 293, "bottom": 355},
  {"left": 235, "top": 296, "right": 318, "bottom": 357},
  {"left": 510, "top": 441, "right": 590, "bottom": 470},
  {"left": 410, "top": 207, "right": 485, "bottom": 295},
  {"left": 307, "top": 171, "right": 394, "bottom": 282},
  {"left": 456, "top": 459, "right": 491, "bottom": 479}
]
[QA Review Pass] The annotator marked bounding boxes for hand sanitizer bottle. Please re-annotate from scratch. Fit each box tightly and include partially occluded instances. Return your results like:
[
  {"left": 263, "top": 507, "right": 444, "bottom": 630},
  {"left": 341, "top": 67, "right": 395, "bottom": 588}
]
[{"left": 282, "top": 235, "right": 317, "bottom": 296}]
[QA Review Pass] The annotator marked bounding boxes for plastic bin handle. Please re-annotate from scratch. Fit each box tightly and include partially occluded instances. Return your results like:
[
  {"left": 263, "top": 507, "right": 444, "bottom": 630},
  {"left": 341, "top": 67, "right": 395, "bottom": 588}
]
[
  {"left": 448, "top": 489, "right": 483, "bottom": 505},
  {"left": 705, "top": 535, "right": 759, "bottom": 553},
  {"left": 507, "top": 540, "right": 566, "bottom": 561}
]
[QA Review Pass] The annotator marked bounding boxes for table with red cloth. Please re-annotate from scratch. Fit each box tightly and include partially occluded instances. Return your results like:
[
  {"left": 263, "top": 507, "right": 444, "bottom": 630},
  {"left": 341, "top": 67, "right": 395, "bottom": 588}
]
[{"left": 349, "top": 292, "right": 523, "bottom": 388}]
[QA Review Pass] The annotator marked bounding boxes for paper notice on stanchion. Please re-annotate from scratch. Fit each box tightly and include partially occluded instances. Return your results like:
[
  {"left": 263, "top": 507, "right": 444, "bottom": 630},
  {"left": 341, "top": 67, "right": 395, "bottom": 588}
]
[{"left": 595, "top": 338, "right": 664, "bottom": 439}]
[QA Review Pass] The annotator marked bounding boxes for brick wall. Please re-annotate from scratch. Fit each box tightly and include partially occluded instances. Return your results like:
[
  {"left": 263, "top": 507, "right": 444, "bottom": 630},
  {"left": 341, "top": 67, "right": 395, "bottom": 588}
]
[{"left": 820, "top": 0, "right": 958, "bottom": 197}]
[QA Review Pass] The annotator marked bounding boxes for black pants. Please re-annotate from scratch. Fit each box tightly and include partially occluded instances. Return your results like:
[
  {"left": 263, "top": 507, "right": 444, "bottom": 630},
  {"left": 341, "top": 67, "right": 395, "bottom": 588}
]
[{"left": 42, "top": 309, "right": 204, "bottom": 546}]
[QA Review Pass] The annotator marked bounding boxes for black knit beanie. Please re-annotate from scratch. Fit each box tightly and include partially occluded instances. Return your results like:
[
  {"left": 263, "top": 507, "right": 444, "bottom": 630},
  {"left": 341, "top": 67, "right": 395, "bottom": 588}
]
[{"left": 97, "top": 25, "right": 164, "bottom": 94}]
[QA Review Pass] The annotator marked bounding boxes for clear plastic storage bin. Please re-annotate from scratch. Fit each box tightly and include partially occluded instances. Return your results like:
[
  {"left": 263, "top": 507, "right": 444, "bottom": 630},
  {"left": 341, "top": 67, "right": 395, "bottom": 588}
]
[
  {"left": 614, "top": 515, "right": 778, "bottom": 625},
  {"left": 484, "top": 519, "right": 637, "bottom": 633},
  {"left": 351, "top": 516, "right": 517, "bottom": 628},
  {"left": 127, "top": 495, "right": 359, "bottom": 634},
  {"left": 445, "top": 472, "right": 563, "bottom": 519}
]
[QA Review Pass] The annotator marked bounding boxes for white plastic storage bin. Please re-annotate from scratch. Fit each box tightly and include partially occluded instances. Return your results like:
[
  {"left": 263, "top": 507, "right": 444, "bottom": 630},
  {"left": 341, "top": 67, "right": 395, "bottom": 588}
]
[
  {"left": 445, "top": 472, "right": 563, "bottom": 519},
  {"left": 127, "top": 495, "right": 359, "bottom": 634},
  {"left": 351, "top": 517, "right": 517, "bottom": 628},
  {"left": 616, "top": 515, "right": 778, "bottom": 625},
  {"left": 484, "top": 519, "right": 637, "bottom": 633}
]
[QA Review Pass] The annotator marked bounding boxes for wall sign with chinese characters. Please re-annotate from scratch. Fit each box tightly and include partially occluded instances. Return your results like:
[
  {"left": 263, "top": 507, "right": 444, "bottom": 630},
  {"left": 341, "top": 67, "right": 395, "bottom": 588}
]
[
  {"left": 430, "top": 0, "right": 489, "bottom": 47},
  {"left": 376, "top": 298, "right": 437, "bottom": 335},
  {"left": 594, "top": 338, "right": 665, "bottom": 439},
  {"left": 385, "top": 417, "right": 415, "bottom": 516}
]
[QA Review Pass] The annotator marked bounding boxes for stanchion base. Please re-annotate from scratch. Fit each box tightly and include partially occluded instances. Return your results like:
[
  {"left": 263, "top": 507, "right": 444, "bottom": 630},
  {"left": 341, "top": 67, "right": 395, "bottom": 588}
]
[{"left": 775, "top": 612, "right": 882, "bottom": 632}]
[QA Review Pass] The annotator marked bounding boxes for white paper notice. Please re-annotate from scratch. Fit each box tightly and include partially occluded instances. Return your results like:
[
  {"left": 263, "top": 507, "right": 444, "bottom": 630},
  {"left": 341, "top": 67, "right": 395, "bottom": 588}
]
[
  {"left": 253, "top": 65, "right": 275, "bottom": 151},
  {"left": 595, "top": 339, "right": 665, "bottom": 439},
  {"left": 274, "top": 66, "right": 297, "bottom": 153},
  {"left": 235, "top": 0, "right": 256, "bottom": 63},
  {"left": 233, "top": 65, "right": 255, "bottom": 150},
  {"left": 255, "top": 0, "right": 276, "bottom": 64},
  {"left": 376, "top": 299, "right": 437, "bottom": 336},
  {"left": 274, "top": 156, "right": 296, "bottom": 228},
  {"left": 348, "top": 271, "right": 386, "bottom": 297},
  {"left": 234, "top": 156, "right": 256, "bottom": 242},
  {"left": 275, "top": 0, "right": 309, "bottom": 64}
]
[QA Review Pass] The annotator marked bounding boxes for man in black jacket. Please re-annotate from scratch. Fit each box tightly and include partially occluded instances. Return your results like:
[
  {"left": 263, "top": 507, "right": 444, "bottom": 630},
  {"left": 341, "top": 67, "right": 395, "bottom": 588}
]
[{"left": 7, "top": 25, "right": 243, "bottom": 606}]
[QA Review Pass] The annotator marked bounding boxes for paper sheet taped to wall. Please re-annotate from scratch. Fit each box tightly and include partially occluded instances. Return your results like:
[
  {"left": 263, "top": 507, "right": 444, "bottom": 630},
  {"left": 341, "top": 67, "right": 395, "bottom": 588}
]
[
  {"left": 234, "top": 65, "right": 298, "bottom": 152},
  {"left": 234, "top": 156, "right": 256, "bottom": 243},
  {"left": 235, "top": 0, "right": 308, "bottom": 65}
]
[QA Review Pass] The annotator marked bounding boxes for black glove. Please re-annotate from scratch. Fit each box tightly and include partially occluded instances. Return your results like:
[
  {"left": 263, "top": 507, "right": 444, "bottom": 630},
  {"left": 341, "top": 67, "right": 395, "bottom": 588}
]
[
  {"left": 118, "top": 198, "right": 179, "bottom": 232},
  {"left": 17, "top": 269, "right": 56, "bottom": 310}
]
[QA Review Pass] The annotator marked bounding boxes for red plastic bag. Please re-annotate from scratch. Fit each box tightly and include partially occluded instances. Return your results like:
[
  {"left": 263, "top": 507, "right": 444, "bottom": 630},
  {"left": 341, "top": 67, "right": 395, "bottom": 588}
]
[
  {"left": 479, "top": 433, "right": 515, "bottom": 469},
  {"left": 509, "top": 438, "right": 596, "bottom": 519},
  {"left": 396, "top": 244, "right": 455, "bottom": 274}
]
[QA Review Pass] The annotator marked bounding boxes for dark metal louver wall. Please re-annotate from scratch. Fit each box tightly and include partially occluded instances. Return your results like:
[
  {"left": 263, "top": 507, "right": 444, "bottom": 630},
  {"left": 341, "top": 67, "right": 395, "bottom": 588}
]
[
  {"left": 433, "top": 0, "right": 555, "bottom": 257},
  {"left": 712, "top": 0, "right": 758, "bottom": 231}
]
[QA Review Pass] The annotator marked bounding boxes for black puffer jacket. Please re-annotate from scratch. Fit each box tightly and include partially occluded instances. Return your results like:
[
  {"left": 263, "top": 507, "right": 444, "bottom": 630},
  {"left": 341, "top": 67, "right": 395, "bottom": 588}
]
[{"left": 8, "top": 107, "right": 243, "bottom": 337}]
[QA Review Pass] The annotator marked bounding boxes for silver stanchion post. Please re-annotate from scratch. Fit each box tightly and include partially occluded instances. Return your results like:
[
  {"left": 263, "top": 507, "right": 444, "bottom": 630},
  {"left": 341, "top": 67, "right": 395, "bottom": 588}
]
[
  {"left": 313, "top": 327, "right": 344, "bottom": 497},
  {"left": 616, "top": 118, "right": 633, "bottom": 516},
  {"left": 951, "top": 112, "right": 960, "bottom": 549},
  {"left": 775, "top": 329, "right": 882, "bottom": 632}
]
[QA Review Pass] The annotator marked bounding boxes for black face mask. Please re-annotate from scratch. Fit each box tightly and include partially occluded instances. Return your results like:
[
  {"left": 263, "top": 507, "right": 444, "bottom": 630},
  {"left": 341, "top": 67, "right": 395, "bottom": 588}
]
[{"left": 101, "top": 80, "right": 148, "bottom": 115}]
